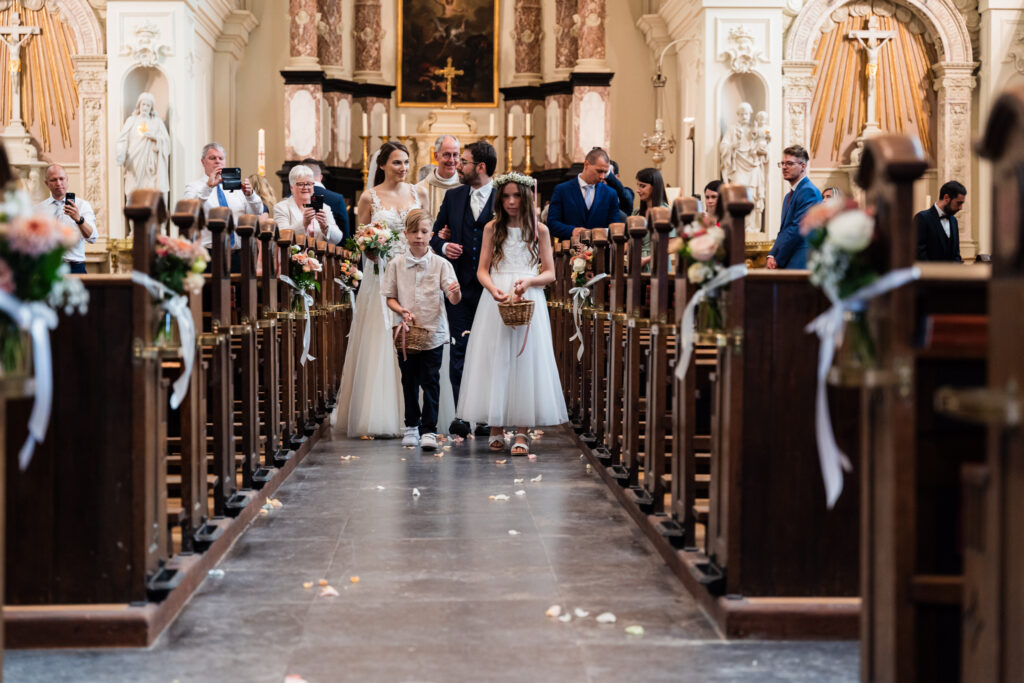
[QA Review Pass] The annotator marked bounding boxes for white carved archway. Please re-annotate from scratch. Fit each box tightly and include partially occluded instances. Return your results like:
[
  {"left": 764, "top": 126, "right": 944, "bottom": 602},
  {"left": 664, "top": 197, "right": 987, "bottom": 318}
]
[{"left": 56, "top": 0, "right": 103, "bottom": 56}]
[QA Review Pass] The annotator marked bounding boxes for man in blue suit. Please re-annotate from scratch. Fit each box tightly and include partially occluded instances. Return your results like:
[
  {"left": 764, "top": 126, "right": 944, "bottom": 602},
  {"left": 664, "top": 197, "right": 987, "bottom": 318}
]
[
  {"left": 547, "top": 147, "right": 621, "bottom": 240},
  {"left": 431, "top": 141, "right": 496, "bottom": 437},
  {"left": 303, "top": 158, "right": 350, "bottom": 241},
  {"left": 767, "top": 145, "right": 821, "bottom": 270}
]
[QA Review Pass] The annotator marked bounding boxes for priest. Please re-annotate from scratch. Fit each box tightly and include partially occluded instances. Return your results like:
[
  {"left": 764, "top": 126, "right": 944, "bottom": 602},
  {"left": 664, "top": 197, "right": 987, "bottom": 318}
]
[{"left": 416, "top": 135, "right": 461, "bottom": 218}]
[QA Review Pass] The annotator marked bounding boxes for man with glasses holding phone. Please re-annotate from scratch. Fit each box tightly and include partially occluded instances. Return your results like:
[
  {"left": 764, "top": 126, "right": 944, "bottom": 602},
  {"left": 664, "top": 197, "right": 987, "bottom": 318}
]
[
  {"left": 183, "top": 142, "right": 263, "bottom": 272},
  {"left": 36, "top": 163, "right": 96, "bottom": 274},
  {"left": 417, "top": 135, "right": 462, "bottom": 218},
  {"left": 766, "top": 145, "right": 821, "bottom": 270}
]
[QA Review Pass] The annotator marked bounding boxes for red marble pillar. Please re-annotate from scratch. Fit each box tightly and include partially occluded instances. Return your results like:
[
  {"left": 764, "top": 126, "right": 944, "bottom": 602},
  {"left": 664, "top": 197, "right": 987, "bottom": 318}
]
[
  {"left": 554, "top": 0, "right": 578, "bottom": 75},
  {"left": 353, "top": 0, "right": 384, "bottom": 82},
  {"left": 317, "top": 0, "right": 344, "bottom": 78},
  {"left": 575, "top": 0, "right": 607, "bottom": 71},
  {"left": 512, "top": 0, "right": 542, "bottom": 86},
  {"left": 288, "top": 0, "right": 319, "bottom": 69}
]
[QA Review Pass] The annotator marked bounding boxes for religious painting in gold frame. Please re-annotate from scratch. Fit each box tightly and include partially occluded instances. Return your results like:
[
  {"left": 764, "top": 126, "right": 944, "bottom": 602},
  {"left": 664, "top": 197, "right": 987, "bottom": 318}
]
[{"left": 397, "top": 0, "right": 499, "bottom": 108}]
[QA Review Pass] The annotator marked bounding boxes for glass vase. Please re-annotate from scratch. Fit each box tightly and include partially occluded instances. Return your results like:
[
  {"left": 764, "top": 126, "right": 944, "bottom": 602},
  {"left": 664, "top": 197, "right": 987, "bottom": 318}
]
[
  {"left": 153, "top": 308, "right": 180, "bottom": 348},
  {"left": 836, "top": 309, "right": 877, "bottom": 370},
  {"left": 0, "top": 321, "right": 31, "bottom": 378}
]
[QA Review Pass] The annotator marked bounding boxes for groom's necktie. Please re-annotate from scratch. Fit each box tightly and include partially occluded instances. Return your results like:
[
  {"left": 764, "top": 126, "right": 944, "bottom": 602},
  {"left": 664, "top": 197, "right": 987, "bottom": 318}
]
[{"left": 216, "top": 184, "right": 237, "bottom": 248}]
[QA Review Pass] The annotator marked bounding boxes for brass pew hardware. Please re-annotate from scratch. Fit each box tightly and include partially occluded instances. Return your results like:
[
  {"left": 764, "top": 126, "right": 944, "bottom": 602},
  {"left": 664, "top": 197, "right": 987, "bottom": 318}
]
[
  {"left": 611, "top": 312, "right": 628, "bottom": 323},
  {"left": 934, "top": 382, "right": 1020, "bottom": 428},
  {"left": 197, "top": 332, "right": 225, "bottom": 346},
  {"left": 627, "top": 317, "right": 650, "bottom": 328},
  {"left": 228, "top": 324, "right": 251, "bottom": 336},
  {"left": 276, "top": 312, "right": 294, "bottom": 321},
  {"left": 730, "top": 328, "right": 743, "bottom": 353},
  {"left": 255, "top": 319, "right": 276, "bottom": 330},
  {"left": 132, "top": 338, "right": 159, "bottom": 362}
]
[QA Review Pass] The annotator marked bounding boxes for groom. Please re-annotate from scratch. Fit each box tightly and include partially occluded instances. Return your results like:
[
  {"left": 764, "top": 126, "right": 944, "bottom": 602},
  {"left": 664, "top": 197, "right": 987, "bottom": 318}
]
[{"left": 431, "top": 140, "right": 496, "bottom": 438}]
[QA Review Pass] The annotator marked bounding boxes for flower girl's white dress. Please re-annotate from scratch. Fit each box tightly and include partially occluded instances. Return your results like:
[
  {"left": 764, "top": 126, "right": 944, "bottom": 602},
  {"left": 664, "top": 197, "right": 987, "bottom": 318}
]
[
  {"left": 336, "top": 186, "right": 456, "bottom": 436},
  {"left": 457, "top": 227, "right": 568, "bottom": 427}
]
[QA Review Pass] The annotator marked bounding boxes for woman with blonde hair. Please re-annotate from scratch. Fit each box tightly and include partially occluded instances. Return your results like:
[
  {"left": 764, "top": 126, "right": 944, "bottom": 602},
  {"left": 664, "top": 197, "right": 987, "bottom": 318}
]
[{"left": 248, "top": 173, "right": 277, "bottom": 215}]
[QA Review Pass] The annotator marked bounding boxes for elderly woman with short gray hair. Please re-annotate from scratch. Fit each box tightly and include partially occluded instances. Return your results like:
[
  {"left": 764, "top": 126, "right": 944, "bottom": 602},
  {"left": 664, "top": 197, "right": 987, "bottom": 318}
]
[{"left": 273, "top": 164, "right": 343, "bottom": 243}]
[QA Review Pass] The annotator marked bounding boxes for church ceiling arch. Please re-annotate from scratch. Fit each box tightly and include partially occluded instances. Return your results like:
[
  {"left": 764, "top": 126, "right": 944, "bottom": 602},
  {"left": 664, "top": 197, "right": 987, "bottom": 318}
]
[{"left": 785, "top": 0, "right": 973, "bottom": 65}]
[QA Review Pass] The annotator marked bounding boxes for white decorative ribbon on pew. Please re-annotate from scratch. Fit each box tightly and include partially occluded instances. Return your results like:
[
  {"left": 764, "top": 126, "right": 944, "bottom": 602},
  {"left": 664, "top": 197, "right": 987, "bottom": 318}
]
[
  {"left": 334, "top": 278, "right": 356, "bottom": 314},
  {"left": 279, "top": 275, "right": 316, "bottom": 366},
  {"left": 568, "top": 273, "right": 607, "bottom": 361},
  {"left": 805, "top": 267, "right": 920, "bottom": 509},
  {"left": 0, "top": 291, "right": 58, "bottom": 470},
  {"left": 675, "top": 264, "right": 748, "bottom": 381},
  {"left": 130, "top": 272, "right": 197, "bottom": 411}
]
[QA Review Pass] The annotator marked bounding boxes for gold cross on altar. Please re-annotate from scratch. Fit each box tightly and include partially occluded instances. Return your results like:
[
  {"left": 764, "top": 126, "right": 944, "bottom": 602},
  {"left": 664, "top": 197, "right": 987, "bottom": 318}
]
[{"left": 433, "top": 57, "right": 464, "bottom": 109}]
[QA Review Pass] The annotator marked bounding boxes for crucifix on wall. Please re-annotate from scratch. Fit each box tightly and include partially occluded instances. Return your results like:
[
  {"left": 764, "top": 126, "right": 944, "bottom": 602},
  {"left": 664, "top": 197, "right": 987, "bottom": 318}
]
[
  {"left": 0, "top": 11, "right": 41, "bottom": 132},
  {"left": 433, "top": 57, "right": 464, "bottom": 110},
  {"left": 847, "top": 15, "right": 897, "bottom": 138}
]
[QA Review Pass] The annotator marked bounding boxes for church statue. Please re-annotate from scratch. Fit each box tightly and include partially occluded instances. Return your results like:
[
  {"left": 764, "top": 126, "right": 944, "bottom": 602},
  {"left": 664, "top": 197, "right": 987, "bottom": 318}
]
[
  {"left": 719, "top": 102, "right": 766, "bottom": 231},
  {"left": 115, "top": 92, "right": 170, "bottom": 200},
  {"left": 751, "top": 110, "right": 770, "bottom": 231}
]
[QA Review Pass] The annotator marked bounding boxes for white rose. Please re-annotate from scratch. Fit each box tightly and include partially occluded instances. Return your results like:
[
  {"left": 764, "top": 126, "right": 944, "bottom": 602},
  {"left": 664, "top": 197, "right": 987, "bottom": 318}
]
[
  {"left": 687, "top": 262, "right": 712, "bottom": 284},
  {"left": 572, "top": 258, "right": 586, "bottom": 273},
  {"left": 708, "top": 226, "right": 725, "bottom": 245},
  {"left": 826, "top": 209, "right": 873, "bottom": 252},
  {"left": 353, "top": 271, "right": 362, "bottom": 281}
]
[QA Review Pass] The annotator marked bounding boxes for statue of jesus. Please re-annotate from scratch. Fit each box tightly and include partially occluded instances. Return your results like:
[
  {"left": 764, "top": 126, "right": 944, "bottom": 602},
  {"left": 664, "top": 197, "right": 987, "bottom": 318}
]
[{"left": 1, "top": 12, "right": 41, "bottom": 128}]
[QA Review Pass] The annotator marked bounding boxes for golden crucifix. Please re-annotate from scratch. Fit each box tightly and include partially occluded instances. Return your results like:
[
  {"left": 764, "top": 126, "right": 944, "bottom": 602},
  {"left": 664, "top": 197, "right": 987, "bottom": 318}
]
[{"left": 433, "top": 57, "right": 464, "bottom": 109}]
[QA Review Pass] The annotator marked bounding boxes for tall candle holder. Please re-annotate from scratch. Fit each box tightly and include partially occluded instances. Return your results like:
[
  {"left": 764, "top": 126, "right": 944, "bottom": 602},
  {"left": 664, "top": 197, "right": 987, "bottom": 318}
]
[
  {"left": 522, "top": 134, "right": 534, "bottom": 175},
  {"left": 483, "top": 134, "right": 498, "bottom": 147},
  {"left": 379, "top": 135, "right": 390, "bottom": 144},
  {"left": 505, "top": 134, "right": 515, "bottom": 174},
  {"left": 360, "top": 135, "right": 370, "bottom": 186}
]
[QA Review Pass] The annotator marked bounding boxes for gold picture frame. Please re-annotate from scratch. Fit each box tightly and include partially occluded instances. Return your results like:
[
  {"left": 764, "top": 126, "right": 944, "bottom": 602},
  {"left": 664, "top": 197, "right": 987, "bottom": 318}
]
[{"left": 396, "top": 0, "right": 499, "bottom": 108}]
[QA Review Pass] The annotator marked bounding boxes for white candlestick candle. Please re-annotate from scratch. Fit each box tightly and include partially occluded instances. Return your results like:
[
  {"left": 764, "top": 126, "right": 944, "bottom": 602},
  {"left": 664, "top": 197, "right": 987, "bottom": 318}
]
[
  {"left": 400, "top": 113, "right": 407, "bottom": 137},
  {"left": 362, "top": 112, "right": 368, "bottom": 137},
  {"left": 382, "top": 113, "right": 388, "bottom": 137},
  {"left": 489, "top": 113, "right": 495, "bottom": 136},
  {"left": 507, "top": 112, "right": 514, "bottom": 137},
  {"left": 525, "top": 114, "right": 532, "bottom": 136},
  {"left": 257, "top": 128, "right": 266, "bottom": 177}
]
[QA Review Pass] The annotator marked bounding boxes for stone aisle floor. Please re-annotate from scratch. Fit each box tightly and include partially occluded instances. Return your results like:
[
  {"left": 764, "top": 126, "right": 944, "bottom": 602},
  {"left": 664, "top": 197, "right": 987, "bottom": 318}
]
[{"left": 6, "top": 426, "right": 858, "bottom": 682}]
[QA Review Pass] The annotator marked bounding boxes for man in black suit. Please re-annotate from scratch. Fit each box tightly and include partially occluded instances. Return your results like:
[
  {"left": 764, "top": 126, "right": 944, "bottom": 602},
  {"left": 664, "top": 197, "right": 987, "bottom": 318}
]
[
  {"left": 915, "top": 180, "right": 965, "bottom": 262},
  {"left": 303, "top": 158, "right": 350, "bottom": 240},
  {"left": 431, "top": 141, "right": 496, "bottom": 437}
]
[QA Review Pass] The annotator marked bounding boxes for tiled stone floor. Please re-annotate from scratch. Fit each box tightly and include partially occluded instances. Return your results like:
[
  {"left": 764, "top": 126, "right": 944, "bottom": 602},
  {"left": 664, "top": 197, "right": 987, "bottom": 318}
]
[{"left": 5, "top": 426, "right": 858, "bottom": 682}]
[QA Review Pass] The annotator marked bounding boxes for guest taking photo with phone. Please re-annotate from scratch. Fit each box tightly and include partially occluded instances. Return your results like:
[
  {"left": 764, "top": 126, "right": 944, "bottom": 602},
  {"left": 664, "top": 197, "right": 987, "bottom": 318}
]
[
  {"left": 273, "top": 164, "right": 343, "bottom": 244},
  {"left": 34, "top": 163, "right": 96, "bottom": 274}
]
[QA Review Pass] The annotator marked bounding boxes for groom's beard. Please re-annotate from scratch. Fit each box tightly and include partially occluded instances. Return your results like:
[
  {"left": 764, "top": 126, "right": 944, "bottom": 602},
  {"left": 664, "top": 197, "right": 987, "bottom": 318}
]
[{"left": 459, "top": 166, "right": 477, "bottom": 186}]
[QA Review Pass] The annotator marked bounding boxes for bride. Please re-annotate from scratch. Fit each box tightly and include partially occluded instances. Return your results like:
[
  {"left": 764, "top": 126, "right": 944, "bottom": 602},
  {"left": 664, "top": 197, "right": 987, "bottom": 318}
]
[{"left": 336, "top": 142, "right": 430, "bottom": 436}]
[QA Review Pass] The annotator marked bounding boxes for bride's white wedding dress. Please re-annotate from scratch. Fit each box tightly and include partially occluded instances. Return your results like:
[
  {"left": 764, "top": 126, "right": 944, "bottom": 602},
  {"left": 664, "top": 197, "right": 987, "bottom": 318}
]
[{"left": 335, "top": 185, "right": 456, "bottom": 436}]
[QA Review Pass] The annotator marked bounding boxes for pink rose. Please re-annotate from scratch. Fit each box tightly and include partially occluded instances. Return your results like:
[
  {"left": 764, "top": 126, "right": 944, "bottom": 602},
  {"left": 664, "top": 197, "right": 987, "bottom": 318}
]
[{"left": 688, "top": 233, "right": 718, "bottom": 262}]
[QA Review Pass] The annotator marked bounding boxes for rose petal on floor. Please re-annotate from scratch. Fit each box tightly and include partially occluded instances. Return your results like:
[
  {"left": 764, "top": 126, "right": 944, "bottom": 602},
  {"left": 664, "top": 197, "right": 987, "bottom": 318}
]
[
  {"left": 495, "top": 459, "right": 507, "bottom": 465},
  {"left": 527, "top": 454, "right": 537, "bottom": 461},
  {"left": 574, "top": 608, "right": 590, "bottom": 618},
  {"left": 350, "top": 576, "right": 360, "bottom": 584},
  {"left": 302, "top": 581, "right": 313, "bottom": 589},
  {"left": 514, "top": 490, "right": 526, "bottom": 496},
  {"left": 207, "top": 569, "right": 225, "bottom": 579},
  {"left": 625, "top": 625, "right": 644, "bottom": 636},
  {"left": 558, "top": 613, "right": 572, "bottom": 623},
  {"left": 318, "top": 579, "right": 328, "bottom": 586},
  {"left": 319, "top": 585, "right": 340, "bottom": 598},
  {"left": 545, "top": 605, "right": 561, "bottom": 618},
  {"left": 513, "top": 478, "right": 524, "bottom": 484},
  {"left": 508, "top": 530, "right": 520, "bottom": 535},
  {"left": 596, "top": 612, "right": 617, "bottom": 624},
  {"left": 412, "top": 488, "right": 421, "bottom": 497},
  {"left": 530, "top": 474, "right": 542, "bottom": 482}
]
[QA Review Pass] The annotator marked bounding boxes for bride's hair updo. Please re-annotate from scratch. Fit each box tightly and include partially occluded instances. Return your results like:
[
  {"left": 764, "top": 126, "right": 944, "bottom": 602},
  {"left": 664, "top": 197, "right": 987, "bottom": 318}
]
[
  {"left": 374, "top": 141, "right": 410, "bottom": 186},
  {"left": 491, "top": 176, "right": 539, "bottom": 268}
]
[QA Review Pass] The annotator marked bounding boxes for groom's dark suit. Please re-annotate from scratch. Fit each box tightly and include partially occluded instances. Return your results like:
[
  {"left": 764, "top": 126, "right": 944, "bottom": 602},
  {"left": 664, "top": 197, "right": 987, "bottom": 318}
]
[{"left": 431, "top": 183, "right": 494, "bottom": 406}]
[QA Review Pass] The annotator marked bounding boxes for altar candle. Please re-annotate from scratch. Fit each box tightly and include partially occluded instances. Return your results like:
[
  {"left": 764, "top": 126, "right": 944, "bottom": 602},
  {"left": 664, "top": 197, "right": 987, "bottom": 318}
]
[
  {"left": 382, "top": 114, "right": 388, "bottom": 137},
  {"left": 362, "top": 112, "right": 368, "bottom": 137},
  {"left": 489, "top": 113, "right": 495, "bottom": 136},
  {"left": 525, "top": 113, "right": 532, "bottom": 136},
  {"left": 257, "top": 128, "right": 266, "bottom": 177},
  {"left": 400, "top": 113, "right": 407, "bottom": 137},
  {"left": 655, "top": 118, "right": 663, "bottom": 132},
  {"left": 925, "top": 194, "right": 932, "bottom": 207},
  {"left": 507, "top": 112, "right": 514, "bottom": 137}
]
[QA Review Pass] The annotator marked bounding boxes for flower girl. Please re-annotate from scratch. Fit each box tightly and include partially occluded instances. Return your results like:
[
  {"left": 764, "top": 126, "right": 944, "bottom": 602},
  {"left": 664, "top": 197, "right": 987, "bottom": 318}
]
[{"left": 456, "top": 172, "right": 567, "bottom": 455}]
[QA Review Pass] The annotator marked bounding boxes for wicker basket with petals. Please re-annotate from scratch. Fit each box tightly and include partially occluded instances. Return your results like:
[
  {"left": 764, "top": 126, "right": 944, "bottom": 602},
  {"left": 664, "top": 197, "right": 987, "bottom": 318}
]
[
  {"left": 393, "top": 323, "right": 431, "bottom": 354},
  {"left": 498, "top": 296, "right": 534, "bottom": 327}
]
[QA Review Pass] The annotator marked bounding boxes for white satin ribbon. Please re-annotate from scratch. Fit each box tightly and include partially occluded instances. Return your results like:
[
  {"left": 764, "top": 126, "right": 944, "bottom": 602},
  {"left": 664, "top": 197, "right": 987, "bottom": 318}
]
[
  {"left": 130, "top": 272, "right": 197, "bottom": 411},
  {"left": 805, "top": 267, "right": 921, "bottom": 508},
  {"left": 334, "top": 277, "right": 357, "bottom": 314},
  {"left": 280, "top": 275, "right": 316, "bottom": 365},
  {"left": 0, "top": 292, "right": 58, "bottom": 470},
  {"left": 675, "top": 264, "right": 748, "bottom": 381},
  {"left": 568, "top": 273, "right": 608, "bottom": 361}
]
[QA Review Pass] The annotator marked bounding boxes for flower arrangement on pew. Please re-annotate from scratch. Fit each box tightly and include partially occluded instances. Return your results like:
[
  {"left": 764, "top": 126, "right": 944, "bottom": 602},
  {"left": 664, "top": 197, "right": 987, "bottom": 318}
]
[
  {"left": 334, "top": 258, "right": 362, "bottom": 311},
  {"left": 566, "top": 242, "right": 603, "bottom": 361},
  {"left": 287, "top": 244, "right": 322, "bottom": 308},
  {"left": 680, "top": 215, "right": 728, "bottom": 334},
  {"left": 154, "top": 235, "right": 208, "bottom": 298},
  {"left": 349, "top": 219, "right": 399, "bottom": 274},
  {"left": 0, "top": 182, "right": 90, "bottom": 469},
  {"left": 801, "top": 197, "right": 921, "bottom": 508},
  {"left": 569, "top": 243, "right": 594, "bottom": 291}
]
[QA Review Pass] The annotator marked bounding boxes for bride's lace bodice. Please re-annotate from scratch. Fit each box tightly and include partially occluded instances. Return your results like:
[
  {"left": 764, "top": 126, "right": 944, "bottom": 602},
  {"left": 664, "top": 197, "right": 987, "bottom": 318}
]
[
  {"left": 369, "top": 185, "right": 420, "bottom": 257},
  {"left": 494, "top": 227, "right": 538, "bottom": 274}
]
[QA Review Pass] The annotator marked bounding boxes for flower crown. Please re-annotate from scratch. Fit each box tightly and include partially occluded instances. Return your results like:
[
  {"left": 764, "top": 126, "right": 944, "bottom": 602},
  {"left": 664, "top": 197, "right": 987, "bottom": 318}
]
[{"left": 492, "top": 171, "right": 536, "bottom": 189}]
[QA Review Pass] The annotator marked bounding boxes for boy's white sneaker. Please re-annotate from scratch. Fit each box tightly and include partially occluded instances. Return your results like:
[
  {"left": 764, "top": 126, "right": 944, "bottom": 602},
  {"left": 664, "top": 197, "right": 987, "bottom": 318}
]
[
  {"left": 419, "top": 433, "right": 438, "bottom": 451},
  {"left": 402, "top": 427, "right": 420, "bottom": 447}
]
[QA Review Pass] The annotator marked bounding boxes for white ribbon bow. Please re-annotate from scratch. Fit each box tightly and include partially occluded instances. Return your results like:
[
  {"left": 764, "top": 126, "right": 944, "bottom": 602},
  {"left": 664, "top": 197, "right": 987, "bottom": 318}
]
[
  {"left": 130, "top": 272, "right": 197, "bottom": 411},
  {"left": 280, "top": 275, "right": 316, "bottom": 365},
  {"left": 0, "top": 291, "right": 58, "bottom": 470},
  {"left": 568, "top": 273, "right": 608, "bottom": 361},
  {"left": 334, "top": 278, "right": 357, "bottom": 314},
  {"left": 805, "top": 267, "right": 921, "bottom": 508},
  {"left": 675, "top": 264, "right": 748, "bottom": 381}
]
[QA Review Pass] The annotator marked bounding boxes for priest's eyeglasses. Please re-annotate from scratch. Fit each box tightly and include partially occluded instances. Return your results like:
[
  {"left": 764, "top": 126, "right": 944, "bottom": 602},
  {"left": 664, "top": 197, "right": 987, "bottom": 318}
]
[{"left": 438, "top": 152, "right": 459, "bottom": 160}]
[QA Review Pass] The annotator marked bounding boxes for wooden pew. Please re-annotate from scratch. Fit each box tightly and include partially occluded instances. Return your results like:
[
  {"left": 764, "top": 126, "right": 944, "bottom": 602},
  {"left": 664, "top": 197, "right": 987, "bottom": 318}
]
[
  {"left": 276, "top": 229, "right": 304, "bottom": 451},
  {"left": 597, "top": 223, "right": 629, "bottom": 466},
  {"left": 609, "top": 217, "right": 649, "bottom": 488},
  {"left": 571, "top": 230, "right": 593, "bottom": 435},
  {"left": 256, "top": 218, "right": 286, "bottom": 466},
  {"left": 587, "top": 227, "right": 611, "bottom": 447},
  {"left": 947, "top": 85, "right": 1024, "bottom": 683},
  {"left": 856, "top": 136, "right": 989, "bottom": 682},
  {"left": 553, "top": 241, "right": 568, "bottom": 401}
]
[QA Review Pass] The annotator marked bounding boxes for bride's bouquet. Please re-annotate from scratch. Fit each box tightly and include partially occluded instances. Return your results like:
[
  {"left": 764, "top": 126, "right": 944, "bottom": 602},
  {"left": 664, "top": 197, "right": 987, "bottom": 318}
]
[{"left": 350, "top": 219, "right": 400, "bottom": 274}]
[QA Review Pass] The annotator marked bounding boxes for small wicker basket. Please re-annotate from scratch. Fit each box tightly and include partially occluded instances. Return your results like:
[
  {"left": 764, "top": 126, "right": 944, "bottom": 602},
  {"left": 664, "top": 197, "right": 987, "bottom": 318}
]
[
  {"left": 393, "top": 324, "right": 431, "bottom": 354},
  {"left": 498, "top": 296, "right": 534, "bottom": 327}
]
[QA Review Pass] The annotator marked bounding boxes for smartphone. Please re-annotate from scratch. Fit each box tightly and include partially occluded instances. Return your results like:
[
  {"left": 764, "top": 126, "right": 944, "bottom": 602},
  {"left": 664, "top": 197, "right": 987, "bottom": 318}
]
[
  {"left": 65, "top": 192, "right": 75, "bottom": 205},
  {"left": 221, "top": 167, "right": 242, "bottom": 191},
  {"left": 309, "top": 195, "right": 324, "bottom": 212}
]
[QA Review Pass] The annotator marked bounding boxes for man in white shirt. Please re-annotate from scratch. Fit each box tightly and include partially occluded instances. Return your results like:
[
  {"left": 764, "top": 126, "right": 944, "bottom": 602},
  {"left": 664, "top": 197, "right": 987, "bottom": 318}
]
[
  {"left": 182, "top": 142, "right": 263, "bottom": 271},
  {"left": 35, "top": 164, "right": 96, "bottom": 274},
  {"left": 416, "top": 135, "right": 461, "bottom": 218}
]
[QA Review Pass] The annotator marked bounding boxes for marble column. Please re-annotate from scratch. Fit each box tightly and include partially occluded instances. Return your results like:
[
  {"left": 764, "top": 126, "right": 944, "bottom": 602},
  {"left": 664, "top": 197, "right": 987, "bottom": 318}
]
[
  {"left": 511, "top": 0, "right": 542, "bottom": 86},
  {"left": 781, "top": 61, "right": 817, "bottom": 150},
  {"left": 72, "top": 55, "right": 108, "bottom": 243},
  {"left": 285, "top": 84, "right": 324, "bottom": 161},
  {"left": 353, "top": 0, "right": 385, "bottom": 83},
  {"left": 554, "top": 0, "right": 578, "bottom": 77},
  {"left": 574, "top": 0, "right": 608, "bottom": 72},
  {"left": 287, "top": 0, "right": 319, "bottom": 70},
  {"left": 317, "top": 0, "right": 344, "bottom": 79},
  {"left": 933, "top": 61, "right": 977, "bottom": 258},
  {"left": 545, "top": 94, "right": 573, "bottom": 168},
  {"left": 571, "top": 86, "right": 610, "bottom": 162}
]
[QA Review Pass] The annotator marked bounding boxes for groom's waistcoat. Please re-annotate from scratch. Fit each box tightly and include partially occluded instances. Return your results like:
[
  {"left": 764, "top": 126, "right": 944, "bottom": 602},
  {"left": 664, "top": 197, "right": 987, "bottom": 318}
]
[{"left": 431, "top": 184, "right": 493, "bottom": 296}]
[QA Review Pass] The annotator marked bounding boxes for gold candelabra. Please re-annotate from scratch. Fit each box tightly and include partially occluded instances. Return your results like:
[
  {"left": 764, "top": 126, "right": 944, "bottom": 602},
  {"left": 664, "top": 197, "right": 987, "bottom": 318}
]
[
  {"left": 641, "top": 71, "right": 676, "bottom": 169},
  {"left": 505, "top": 135, "right": 515, "bottom": 174},
  {"left": 483, "top": 134, "right": 498, "bottom": 147},
  {"left": 380, "top": 135, "right": 390, "bottom": 143},
  {"left": 360, "top": 135, "right": 370, "bottom": 185},
  {"left": 522, "top": 134, "right": 534, "bottom": 175}
]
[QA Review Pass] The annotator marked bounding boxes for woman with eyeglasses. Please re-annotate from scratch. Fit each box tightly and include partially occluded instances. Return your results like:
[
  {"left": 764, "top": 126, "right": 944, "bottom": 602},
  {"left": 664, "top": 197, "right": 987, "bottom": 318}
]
[{"left": 273, "top": 164, "right": 343, "bottom": 242}]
